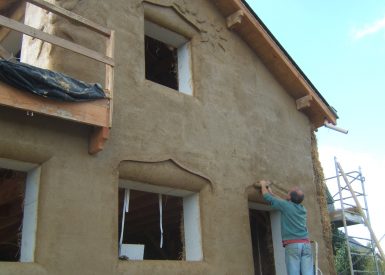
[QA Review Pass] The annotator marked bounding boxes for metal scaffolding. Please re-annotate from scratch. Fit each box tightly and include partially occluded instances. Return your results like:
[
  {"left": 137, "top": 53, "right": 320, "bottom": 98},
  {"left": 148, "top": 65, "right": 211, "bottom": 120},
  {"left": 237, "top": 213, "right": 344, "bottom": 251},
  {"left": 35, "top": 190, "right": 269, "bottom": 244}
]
[{"left": 326, "top": 157, "right": 384, "bottom": 275}]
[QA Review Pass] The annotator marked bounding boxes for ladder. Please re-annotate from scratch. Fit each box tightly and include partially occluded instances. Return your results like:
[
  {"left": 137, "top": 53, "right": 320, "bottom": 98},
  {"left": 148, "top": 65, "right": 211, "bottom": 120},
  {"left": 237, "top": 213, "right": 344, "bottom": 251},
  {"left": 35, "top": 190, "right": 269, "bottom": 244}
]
[{"left": 326, "top": 158, "right": 384, "bottom": 275}]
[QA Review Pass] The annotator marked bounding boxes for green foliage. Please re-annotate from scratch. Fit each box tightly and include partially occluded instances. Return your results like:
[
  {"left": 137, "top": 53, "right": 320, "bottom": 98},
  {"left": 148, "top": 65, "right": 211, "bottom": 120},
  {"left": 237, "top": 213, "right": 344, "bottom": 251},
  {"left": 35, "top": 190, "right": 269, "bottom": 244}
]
[
  {"left": 334, "top": 244, "right": 350, "bottom": 275},
  {"left": 331, "top": 227, "right": 384, "bottom": 274},
  {"left": 365, "top": 255, "right": 385, "bottom": 274}
]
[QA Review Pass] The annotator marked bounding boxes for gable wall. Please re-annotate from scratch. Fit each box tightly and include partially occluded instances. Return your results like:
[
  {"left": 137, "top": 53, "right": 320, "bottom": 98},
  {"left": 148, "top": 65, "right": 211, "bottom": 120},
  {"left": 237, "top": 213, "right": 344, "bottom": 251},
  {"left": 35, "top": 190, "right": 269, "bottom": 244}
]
[{"left": 0, "top": 0, "right": 331, "bottom": 274}]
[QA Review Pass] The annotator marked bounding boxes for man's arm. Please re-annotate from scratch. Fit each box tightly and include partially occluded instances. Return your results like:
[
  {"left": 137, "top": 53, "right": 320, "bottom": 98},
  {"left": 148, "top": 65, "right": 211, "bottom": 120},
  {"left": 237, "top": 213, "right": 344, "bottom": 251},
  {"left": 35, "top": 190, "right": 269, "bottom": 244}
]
[{"left": 255, "top": 180, "right": 287, "bottom": 211}]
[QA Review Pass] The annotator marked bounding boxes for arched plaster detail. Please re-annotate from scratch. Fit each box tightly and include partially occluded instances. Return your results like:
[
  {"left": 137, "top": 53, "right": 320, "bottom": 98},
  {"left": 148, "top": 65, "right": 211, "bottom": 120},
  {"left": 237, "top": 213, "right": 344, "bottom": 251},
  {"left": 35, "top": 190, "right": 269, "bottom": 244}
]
[
  {"left": 143, "top": 0, "right": 201, "bottom": 32},
  {"left": 119, "top": 157, "right": 214, "bottom": 192},
  {"left": 142, "top": 0, "right": 229, "bottom": 52}
]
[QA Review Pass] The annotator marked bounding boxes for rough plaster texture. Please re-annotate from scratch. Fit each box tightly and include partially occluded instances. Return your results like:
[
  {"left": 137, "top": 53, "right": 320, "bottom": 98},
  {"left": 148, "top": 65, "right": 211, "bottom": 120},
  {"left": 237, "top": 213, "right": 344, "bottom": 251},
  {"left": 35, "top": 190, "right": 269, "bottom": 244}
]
[{"left": 0, "top": 0, "right": 332, "bottom": 274}]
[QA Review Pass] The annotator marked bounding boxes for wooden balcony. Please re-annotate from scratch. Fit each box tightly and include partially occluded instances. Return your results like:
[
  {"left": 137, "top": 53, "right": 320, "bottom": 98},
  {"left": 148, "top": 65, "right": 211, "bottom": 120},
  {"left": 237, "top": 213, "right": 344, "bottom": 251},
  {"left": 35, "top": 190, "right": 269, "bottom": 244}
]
[{"left": 0, "top": 0, "right": 114, "bottom": 154}]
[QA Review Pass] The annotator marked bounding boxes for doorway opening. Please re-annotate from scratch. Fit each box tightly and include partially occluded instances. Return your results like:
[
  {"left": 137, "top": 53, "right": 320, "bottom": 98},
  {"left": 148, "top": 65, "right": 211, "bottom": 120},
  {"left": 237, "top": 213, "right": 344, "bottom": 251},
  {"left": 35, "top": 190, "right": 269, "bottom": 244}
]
[{"left": 249, "top": 208, "right": 276, "bottom": 275}]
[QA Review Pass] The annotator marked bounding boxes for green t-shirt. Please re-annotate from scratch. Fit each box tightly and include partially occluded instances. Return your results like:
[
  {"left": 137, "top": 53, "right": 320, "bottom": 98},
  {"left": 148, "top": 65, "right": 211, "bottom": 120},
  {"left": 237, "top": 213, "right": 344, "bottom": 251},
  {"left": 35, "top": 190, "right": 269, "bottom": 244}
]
[{"left": 263, "top": 193, "right": 309, "bottom": 241}]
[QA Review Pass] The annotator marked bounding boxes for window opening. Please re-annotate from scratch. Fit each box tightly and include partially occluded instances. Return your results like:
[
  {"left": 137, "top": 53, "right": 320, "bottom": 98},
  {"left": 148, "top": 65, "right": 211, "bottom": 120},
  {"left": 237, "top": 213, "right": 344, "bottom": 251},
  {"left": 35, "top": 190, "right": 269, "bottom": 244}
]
[
  {"left": 144, "top": 20, "right": 193, "bottom": 95},
  {"left": 118, "top": 180, "right": 203, "bottom": 261},
  {"left": 145, "top": 36, "right": 178, "bottom": 90},
  {"left": 0, "top": 159, "right": 40, "bottom": 263},
  {"left": 118, "top": 188, "right": 184, "bottom": 260},
  {"left": 249, "top": 209, "right": 276, "bottom": 275},
  {"left": 0, "top": 168, "right": 27, "bottom": 262}
]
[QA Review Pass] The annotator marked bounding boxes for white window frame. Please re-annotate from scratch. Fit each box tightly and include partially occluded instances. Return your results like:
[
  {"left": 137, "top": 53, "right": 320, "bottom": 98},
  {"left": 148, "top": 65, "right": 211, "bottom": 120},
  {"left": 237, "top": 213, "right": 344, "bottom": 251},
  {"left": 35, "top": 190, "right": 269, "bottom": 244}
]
[
  {"left": 0, "top": 158, "right": 40, "bottom": 263},
  {"left": 119, "top": 179, "right": 203, "bottom": 261},
  {"left": 248, "top": 202, "right": 286, "bottom": 275},
  {"left": 144, "top": 20, "right": 193, "bottom": 95}
]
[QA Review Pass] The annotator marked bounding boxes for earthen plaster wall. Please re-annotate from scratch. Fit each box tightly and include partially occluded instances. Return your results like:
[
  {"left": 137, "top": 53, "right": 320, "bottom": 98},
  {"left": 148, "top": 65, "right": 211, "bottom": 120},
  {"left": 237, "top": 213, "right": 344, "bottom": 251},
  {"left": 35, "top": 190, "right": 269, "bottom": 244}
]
[{"left": 0, "top": 0, "right": 332, "bottom": 274}]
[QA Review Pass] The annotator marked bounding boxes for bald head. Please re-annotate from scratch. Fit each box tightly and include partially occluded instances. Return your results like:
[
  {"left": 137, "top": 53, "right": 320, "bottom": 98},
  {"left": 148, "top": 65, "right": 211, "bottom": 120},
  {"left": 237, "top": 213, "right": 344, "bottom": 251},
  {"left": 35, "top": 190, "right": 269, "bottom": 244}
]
[{"left": 289, "top": 187, "right": 304, "bottom": 204}]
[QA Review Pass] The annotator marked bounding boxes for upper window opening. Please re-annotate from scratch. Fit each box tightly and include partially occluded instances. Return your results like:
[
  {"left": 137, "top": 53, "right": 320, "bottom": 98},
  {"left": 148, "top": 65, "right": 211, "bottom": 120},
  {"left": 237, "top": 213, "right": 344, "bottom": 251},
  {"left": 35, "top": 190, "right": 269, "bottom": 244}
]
[
  {"left": 144, "top": 20, "right": 193, "bottom": 95},
  {"left": 145, "top": 36, "right": 178, "bottom": 91},
  {"left": 118, "top": 180, "right": 202, "bottom": 261}
]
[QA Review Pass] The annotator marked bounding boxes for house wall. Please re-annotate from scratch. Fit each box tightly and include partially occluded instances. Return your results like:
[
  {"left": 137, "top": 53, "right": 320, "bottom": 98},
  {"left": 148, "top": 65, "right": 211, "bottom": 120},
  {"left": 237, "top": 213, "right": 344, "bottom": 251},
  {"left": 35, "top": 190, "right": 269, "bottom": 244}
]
[{"left": 0, "top": 0, "right": 331, "bottom": 274}]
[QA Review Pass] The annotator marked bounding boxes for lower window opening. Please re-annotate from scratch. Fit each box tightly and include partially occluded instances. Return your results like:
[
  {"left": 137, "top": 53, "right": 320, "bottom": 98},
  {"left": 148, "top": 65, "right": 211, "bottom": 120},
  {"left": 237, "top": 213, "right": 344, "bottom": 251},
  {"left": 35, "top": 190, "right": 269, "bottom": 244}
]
[
  {"left": 118, "top": 188, "right": 184, "bottom": 260},
  {"left": 249, "top": 209, "right": 276, "bottom": 275},
  {"left": 0, "top": 168, "right": 27, "bottom": 262}
]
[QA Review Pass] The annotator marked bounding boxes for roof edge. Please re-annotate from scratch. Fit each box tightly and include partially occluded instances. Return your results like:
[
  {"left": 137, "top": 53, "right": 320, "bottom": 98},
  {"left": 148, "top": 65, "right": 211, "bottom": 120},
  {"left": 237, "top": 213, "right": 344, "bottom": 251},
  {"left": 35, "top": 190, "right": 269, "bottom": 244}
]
[{"left": 211, "top": 0, "right": 338, "bottom": 127}]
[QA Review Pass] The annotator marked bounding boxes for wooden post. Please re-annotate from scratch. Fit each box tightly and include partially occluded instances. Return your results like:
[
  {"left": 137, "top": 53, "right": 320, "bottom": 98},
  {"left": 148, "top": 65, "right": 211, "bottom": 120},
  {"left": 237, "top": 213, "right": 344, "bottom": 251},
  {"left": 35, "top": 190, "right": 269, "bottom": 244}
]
[
  {"left": 89, "top": 127, "right": 110, "bottom": 154},
  {"left": 88, "top": 28, "right": 114, "bottom": 155},
  {"left": 106, "top": 30, "right": 115, "bottom": 127}
]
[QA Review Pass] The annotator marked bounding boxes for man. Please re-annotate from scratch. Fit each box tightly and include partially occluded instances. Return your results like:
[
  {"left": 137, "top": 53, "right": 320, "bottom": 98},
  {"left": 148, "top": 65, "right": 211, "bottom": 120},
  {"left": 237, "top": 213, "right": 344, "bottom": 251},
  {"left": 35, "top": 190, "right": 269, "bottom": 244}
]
[{"left": 256, "top": 180, "right": 314, "bottom": 275}]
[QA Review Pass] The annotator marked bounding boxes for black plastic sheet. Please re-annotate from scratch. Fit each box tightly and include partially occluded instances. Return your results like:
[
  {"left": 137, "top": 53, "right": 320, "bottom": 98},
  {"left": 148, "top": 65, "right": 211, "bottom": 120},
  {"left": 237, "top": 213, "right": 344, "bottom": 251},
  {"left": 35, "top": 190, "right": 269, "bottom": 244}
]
[{"left": 0, "top": 59, "right": 106, "bottom": 102}]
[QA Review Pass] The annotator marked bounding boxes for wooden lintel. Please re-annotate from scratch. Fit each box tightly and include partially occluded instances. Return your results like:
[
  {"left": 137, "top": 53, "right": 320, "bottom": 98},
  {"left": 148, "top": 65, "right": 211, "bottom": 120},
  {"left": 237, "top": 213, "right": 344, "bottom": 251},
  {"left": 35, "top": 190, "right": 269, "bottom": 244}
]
[
  {"left": 226, "top": 10, "right": 244, "bottom": 29},
  {"left": 296, "top": 95, "right": 313, "bottom": 110},
  {"left": 89, "top": 127, "right": 110, "bottom": 154}
]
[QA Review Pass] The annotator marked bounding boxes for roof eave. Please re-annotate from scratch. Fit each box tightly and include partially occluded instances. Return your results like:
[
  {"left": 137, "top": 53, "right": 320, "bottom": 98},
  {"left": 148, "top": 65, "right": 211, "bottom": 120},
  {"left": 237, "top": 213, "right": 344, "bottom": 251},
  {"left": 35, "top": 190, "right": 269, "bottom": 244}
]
[{"left": 211, "top": 0, "right": 338, "bottom": 128}]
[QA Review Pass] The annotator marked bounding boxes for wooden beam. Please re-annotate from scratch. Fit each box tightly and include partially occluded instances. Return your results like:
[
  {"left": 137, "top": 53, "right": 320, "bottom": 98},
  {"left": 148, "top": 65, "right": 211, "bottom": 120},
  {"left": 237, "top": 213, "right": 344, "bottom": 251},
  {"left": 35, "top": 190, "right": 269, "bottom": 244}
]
[
  {"left": 89, "top": 127, "right": 109, "bottom": 154},
  {"left": 296, "top": 95, "right": 313, "bottom": 110},
  {"left": 105, "top": 30, "right": 115, "bottom": 127},
  {"left": 26, "top": 0, "right": 111, "bottom": 37},
  {"left": 0, "top": 82, "right": 110, "bottom": 127},
  {"left": 0, "top": 15, "right": 114, "bottom": 66},
  {"left": 226, "top": 10, "right": 244, "bottom": 29}
]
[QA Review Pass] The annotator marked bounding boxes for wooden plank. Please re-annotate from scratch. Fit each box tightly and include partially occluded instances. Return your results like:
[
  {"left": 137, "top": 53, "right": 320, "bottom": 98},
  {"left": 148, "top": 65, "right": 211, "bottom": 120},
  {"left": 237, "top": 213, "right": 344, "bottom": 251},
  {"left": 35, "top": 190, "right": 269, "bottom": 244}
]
[
  {"left": 0, "top": 82, "right": 110, "bottom": 127},
  {"left": 105, "top": 30, "right": 115, "bottom": 127},
  {"left": 26, "top": 0, "right": 111, "bottom": 37},
  {"left": 0, "top": 15, "right": 114, "bottom": 66},
  {"left": 89, "top": 127, "right": 109, "bottom": 154}
]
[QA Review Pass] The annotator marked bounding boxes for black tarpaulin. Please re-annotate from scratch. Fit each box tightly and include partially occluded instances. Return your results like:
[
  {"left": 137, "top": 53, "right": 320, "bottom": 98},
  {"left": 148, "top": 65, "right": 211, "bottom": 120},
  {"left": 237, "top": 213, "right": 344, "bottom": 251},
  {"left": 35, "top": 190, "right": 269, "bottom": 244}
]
[{"left": 0, "top": 59, "right": 106, "bottom": 102}]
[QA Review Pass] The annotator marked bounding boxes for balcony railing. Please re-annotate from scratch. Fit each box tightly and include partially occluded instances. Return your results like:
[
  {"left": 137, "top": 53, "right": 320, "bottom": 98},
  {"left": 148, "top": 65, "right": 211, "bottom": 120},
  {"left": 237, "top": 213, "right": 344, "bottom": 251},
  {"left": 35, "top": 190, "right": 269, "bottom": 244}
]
[{"left": 0, "top": 0, "right": 115, "bottom": 154}]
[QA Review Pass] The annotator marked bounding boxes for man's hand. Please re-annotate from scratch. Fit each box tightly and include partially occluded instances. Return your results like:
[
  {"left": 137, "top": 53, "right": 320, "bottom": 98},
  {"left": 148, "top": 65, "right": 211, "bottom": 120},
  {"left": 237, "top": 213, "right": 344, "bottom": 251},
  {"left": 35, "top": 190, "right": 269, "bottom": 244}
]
[
  {"left": 259, "top": 180, "right": 270, "bottom": 188},
  {"left": 255, "top": 180, "right": 272, "bottom": 196}
]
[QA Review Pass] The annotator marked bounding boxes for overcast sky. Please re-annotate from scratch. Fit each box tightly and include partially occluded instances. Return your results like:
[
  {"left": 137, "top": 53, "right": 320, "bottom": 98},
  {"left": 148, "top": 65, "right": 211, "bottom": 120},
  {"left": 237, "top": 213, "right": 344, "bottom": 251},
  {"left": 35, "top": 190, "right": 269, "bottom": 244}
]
[{"left": 245, "top": 0, "right": 385, "bottom": 250}]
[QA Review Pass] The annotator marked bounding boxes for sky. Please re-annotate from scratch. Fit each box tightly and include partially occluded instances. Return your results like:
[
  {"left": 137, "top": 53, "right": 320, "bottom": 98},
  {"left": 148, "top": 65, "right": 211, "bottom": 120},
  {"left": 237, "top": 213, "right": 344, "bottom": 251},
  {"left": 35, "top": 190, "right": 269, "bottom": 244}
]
[{"left": 245, "top": 0, "right": 385, "bottom": 252}]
